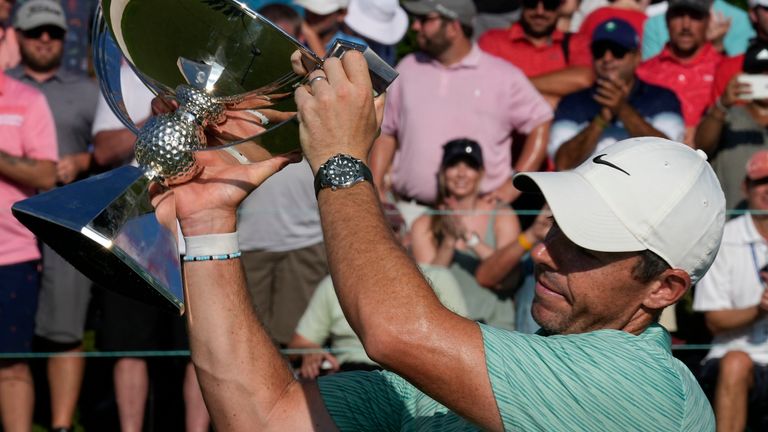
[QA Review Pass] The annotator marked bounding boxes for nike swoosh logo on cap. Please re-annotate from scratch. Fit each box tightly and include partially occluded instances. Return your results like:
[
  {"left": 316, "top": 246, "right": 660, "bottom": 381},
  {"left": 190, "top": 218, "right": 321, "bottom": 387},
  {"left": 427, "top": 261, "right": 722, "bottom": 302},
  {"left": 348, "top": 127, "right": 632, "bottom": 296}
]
[{"left": 592, "top": 154, "right": 630, "bottom": 176}]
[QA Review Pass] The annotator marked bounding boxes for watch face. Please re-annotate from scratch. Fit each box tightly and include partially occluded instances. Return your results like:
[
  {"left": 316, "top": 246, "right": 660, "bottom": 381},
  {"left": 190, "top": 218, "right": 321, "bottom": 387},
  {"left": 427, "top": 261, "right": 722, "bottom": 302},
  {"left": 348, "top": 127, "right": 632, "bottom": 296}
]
[{"left": 326, "top": 156, "right": 360, "bottom": 187}]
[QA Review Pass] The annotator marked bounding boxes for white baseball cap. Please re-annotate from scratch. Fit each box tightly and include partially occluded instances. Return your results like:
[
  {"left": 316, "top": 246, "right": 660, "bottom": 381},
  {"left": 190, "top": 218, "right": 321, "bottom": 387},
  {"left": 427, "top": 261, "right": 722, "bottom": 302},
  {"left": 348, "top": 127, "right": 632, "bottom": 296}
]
[
  {"left": 294, "top": 0, "right": 350, "bottom": 15},
  {"left": 514, "top": 138, "right": 725, "bottom": 283},
  {"left": 14, "top": 0, "right": 67, "bottom": 31},
  {"left": 749, "top": 0, "right": 768, "bottom": 8},
  {"left": 345, "top": 0, "right": 408, "bottom": 45}
]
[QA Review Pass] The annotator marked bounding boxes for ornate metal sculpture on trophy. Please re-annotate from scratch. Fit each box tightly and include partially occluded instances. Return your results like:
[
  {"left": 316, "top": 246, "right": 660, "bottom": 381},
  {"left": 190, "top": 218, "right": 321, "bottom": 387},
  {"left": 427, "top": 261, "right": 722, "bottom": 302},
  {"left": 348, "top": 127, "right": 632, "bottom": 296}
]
[{"left": 12, "top": 0, "right": 397, "bottom": 313}]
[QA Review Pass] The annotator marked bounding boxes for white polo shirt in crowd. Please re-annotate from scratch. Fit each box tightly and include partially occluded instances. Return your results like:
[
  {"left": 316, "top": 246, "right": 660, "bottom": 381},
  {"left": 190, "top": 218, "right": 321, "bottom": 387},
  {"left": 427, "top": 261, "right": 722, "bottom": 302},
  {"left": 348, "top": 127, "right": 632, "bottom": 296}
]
[{"left": 694, "top": 213, "right": 768, "bottom": 365}]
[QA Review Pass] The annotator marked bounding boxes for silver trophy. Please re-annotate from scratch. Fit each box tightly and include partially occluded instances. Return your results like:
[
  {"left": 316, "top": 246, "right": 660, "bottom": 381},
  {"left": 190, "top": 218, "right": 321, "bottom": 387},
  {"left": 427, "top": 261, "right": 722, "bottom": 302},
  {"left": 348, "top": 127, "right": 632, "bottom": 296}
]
[{"left": 12, "top": 0, "right": 397, "bottom": 313}]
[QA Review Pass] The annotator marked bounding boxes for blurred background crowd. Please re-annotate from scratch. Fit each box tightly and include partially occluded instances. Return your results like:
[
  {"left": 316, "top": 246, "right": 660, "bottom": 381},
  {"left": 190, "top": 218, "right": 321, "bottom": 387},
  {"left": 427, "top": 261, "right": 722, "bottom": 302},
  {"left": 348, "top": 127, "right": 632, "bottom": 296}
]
[{"left": 1, "top": 0, "right": 768, "bottom": 430}]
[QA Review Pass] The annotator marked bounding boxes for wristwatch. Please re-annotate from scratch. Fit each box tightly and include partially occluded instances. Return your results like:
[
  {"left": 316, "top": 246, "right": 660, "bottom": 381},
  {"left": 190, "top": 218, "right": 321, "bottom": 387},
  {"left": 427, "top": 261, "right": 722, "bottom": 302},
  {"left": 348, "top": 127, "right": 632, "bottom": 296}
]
[{"left": 314, "top": 154, "right": 374, "bottom": 196}]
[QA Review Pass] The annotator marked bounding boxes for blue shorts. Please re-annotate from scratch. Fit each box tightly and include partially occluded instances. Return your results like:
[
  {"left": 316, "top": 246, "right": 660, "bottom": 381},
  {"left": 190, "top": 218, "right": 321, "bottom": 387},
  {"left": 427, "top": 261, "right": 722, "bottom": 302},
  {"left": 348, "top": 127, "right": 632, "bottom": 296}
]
[{"left": 0, "top": 261, "right": 40, "bottom": 354}]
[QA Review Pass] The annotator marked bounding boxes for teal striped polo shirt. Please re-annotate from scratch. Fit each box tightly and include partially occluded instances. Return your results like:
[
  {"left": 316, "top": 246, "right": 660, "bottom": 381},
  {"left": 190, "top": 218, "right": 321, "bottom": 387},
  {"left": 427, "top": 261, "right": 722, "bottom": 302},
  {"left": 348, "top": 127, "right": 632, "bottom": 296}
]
[{"left": 317, "top": 323, "right": 714, "bottom": 431}]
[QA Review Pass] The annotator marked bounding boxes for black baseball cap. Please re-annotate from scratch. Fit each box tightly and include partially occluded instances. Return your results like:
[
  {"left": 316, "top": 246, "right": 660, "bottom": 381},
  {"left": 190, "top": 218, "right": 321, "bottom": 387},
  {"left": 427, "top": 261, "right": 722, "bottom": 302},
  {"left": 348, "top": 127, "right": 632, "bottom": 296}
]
[
  {"left": 743, "top": 39, "right": 768, "bottom": 74},
  {"left": 441, "top": 138, "right": 484, "bottom": 168}
]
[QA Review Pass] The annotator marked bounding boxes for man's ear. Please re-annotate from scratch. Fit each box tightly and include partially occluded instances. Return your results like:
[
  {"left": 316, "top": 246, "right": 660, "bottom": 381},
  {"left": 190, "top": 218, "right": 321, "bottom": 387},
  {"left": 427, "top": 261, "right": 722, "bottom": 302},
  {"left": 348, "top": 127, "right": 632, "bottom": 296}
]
[{"left": 642, "top": 268, "right": 691, "bottom": 310}]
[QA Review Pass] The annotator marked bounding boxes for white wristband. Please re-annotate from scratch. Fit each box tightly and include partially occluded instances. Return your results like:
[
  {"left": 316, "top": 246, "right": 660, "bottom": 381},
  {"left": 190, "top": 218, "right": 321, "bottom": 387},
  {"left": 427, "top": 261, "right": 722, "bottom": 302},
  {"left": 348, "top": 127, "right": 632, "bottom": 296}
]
[{"left": 184, "top": 232, "right": 239, "bottom": 257}]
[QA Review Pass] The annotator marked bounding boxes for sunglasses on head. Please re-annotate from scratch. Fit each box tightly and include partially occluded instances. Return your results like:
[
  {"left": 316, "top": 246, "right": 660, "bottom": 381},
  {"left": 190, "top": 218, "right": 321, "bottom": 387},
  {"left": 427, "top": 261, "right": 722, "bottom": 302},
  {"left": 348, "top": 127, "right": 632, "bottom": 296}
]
[
  {"left": 590, "top": 42, "right": 630, "bottom": 59},
  {"left": 522, "top": 0, "right": 561, "bottom": 11},
  {"left": 21, "top": 25, "right": 65, "bottom": 40}
]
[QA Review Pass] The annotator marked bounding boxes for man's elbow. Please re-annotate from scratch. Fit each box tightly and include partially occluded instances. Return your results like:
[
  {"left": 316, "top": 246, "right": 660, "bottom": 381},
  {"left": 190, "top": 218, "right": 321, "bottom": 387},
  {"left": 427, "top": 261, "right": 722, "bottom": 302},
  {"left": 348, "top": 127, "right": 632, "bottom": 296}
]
[{"left": 361, "top": 316, "right": 434, "bottom": 367}]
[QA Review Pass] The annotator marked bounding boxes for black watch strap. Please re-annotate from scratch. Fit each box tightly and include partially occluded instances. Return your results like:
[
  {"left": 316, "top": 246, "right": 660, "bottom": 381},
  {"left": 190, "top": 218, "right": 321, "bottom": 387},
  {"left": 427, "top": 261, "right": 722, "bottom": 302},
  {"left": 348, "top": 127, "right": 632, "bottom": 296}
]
[{"left": 314, "top": 155, "right": 374, "bottom": 197}]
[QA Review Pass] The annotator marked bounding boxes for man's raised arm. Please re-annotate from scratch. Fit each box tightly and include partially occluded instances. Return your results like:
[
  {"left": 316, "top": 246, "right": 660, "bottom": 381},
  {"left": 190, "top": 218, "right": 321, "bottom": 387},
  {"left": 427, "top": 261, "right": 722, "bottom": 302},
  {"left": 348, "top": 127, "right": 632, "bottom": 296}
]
[{"left": 295, "top": 52, "right": 504, "bottom": 431}]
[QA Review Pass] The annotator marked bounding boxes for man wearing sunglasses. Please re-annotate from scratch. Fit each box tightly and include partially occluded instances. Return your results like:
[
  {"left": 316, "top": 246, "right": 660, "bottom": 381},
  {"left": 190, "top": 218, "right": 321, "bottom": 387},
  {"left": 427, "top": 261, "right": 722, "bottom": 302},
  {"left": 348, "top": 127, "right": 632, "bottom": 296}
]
[
  {"left": 8, "top": 1, "right": 98, "bottom": 431},
  {"left": 636, "top": 0, "right": 722, "bottom": 146},
  {"left": 550, "top": 18, "right": 684, "bottom": 170},
  {"left": 478, "top": 0, "right": 594, "bottom": 106}
]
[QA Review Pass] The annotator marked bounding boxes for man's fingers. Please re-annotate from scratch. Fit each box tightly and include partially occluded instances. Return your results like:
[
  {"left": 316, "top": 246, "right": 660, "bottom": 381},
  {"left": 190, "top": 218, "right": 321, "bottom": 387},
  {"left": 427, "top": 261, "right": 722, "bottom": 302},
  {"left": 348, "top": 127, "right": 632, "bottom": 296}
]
[
  {"left": 151, "top": 95, "right": 178, "bottom": 116},
  {"left": 244, "top": 154, "right": 296, "bottom": 186},
  {"left": 322, "top": 57, "right": 349, "bottom": 86},
  {"left": 291, "top": 50, "right": 310, "bottom": 76},
  {"left": 341, "top": 50, "right": 372, "bottom": 87}
]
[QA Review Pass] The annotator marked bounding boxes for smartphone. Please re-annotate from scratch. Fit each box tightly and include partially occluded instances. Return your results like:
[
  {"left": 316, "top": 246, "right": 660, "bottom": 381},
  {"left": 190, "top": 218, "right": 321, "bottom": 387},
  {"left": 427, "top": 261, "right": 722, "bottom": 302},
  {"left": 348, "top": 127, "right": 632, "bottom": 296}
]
[{"left": 737, "top": 74, "right": 768, "bottom": 100}]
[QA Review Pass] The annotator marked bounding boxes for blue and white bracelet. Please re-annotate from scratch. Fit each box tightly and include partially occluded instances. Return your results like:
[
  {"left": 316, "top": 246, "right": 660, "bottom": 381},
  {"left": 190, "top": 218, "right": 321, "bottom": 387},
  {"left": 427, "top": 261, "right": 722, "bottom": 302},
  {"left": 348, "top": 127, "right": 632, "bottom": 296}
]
[
  {"left": 183, "top": 251, "right": 242, "bottom": 262},
  {"left": 183, "top": 232, "right": 240, "bottom": 262}
]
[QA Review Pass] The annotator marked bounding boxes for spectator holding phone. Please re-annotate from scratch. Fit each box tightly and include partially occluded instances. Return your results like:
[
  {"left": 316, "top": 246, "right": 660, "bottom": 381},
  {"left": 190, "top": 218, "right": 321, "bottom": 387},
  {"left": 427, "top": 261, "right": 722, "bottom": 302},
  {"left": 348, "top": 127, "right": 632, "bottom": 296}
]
[
  {"left": 695, "top": 41, "right": 768, "bottom": 211},
  {"left": 693, "top": 150, "right": 768, "bottom": 432}
]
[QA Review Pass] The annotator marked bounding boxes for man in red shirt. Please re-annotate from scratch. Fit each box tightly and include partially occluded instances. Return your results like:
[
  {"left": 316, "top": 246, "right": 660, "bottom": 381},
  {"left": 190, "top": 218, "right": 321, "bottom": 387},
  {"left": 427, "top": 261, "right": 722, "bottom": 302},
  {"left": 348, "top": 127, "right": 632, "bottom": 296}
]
[
  {"left": 478, "top": 0, "right": 593, "bottom": 106},
  {"left": 636, "top": 0, "right": 722, "bottom": 145}
]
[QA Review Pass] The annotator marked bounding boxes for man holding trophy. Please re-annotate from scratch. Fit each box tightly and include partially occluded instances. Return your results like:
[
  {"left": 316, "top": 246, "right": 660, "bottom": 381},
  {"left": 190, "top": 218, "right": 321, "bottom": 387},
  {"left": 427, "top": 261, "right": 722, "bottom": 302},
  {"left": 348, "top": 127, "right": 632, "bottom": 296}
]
[
  {"left": 161, "top": 49, "right": 721, "bottom": 430},
  {"left": 10, "top": 2, "right": 721, "bottom": 429}
]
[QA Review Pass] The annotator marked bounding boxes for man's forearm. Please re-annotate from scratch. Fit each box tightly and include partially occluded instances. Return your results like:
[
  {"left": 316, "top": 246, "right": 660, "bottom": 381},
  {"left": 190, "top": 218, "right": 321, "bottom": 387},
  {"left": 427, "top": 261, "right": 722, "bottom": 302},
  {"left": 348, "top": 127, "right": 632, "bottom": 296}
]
[
  {"left": 705, "top": 307, "right": 763, "bottom": 335},
  {"left": 513, "top": 122, "right": 550, "bottom": 174},
  {"left": 530, "top": 67, "right": 594, "bottom": 97},
  {"left": 694, "top": 107, "right": 726, "bottom": 155},
  {"left": 617, "top": 104, "right": 667, "bottom": 139},
  {"left": 183, "top": 258, "right": 298, "bottom": 430},
  {"left": 369, "top": 134, "right": 397, "bottom": 200},
  {"left": 318, "top": 183, "right": 444, "bottom": 345},
  {"left": 317, "top": 182, "right": 503, "bottom": 430},
  {"left": 93, "top": 129, "right": 138, "bottom": 167},
  {"left": 554, "top": 118, "right": 605, "bottom": 170},
  {"left": 0, "top": 151, "right": 56, "bottom": 190}
]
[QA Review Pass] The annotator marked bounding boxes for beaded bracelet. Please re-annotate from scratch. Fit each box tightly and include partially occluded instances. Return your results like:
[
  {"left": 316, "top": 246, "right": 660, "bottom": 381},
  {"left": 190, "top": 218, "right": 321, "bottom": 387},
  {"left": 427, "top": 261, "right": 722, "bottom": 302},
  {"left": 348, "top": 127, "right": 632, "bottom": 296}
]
[{"left": 183, "top": 251, "right": 242, "bottom": 262}]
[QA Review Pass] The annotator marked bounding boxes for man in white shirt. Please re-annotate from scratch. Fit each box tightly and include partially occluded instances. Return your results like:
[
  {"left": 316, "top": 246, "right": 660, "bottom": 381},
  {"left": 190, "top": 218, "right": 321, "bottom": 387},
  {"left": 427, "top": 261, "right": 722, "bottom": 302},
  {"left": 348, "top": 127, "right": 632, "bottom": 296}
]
[{"left": 694, "top": 150, "right": 768, "bottom": 432}]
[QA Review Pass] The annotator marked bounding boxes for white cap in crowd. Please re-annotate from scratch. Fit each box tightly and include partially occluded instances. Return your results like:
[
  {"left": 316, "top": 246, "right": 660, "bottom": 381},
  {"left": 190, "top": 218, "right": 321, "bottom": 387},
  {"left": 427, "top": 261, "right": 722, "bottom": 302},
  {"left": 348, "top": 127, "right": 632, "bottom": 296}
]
[
  {"left": 294, "top": 0, "right": 350, "bottom": 15},
  {"left": 14, "top": 0, "right": 67, "bottom": 31},
  {"left": 749, "top": 0, "right": 768, "bottom": 7},
  {"left": 514, "top": 138, "right": 726, "bottom": 283},
  {"left": 345, "top": 0, "right": 408, "bottom": 45}
]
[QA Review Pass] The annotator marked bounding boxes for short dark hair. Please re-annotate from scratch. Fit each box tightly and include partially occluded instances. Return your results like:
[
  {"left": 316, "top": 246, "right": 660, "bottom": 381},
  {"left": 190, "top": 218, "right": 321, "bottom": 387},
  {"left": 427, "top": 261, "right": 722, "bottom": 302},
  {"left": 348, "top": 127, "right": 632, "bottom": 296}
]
[{"left": 632, "top": 250, "right": 671, "bottom": 284}]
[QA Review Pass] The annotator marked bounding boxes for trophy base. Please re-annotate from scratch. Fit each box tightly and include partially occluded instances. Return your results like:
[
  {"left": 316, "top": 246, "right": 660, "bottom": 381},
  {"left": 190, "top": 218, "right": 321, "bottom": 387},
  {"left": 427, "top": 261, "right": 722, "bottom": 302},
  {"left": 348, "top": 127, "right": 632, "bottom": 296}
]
[{"left": 12, "top": 166, "right": 184, "bottom": 314}]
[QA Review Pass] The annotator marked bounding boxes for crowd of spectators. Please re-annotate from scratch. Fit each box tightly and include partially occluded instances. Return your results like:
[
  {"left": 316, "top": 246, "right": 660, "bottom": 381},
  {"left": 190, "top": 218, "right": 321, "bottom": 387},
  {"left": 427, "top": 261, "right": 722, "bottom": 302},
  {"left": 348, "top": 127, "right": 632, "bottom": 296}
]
[{"left": 2, "top": 0, "right": 768, "bottom": 430}]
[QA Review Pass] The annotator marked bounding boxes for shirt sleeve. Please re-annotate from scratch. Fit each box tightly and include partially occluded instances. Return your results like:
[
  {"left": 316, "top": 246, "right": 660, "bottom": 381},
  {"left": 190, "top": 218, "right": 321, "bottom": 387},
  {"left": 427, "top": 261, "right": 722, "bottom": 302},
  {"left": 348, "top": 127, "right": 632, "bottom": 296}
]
[
  {"left": 380, "top": 63, "right": 403, "bottom": 138},
  {"left": 506, "top": 67, "right": 553, "bottom": 134},
  {"left": 295, "top": 276, "right": 335, "bottom": 344},
  {"left": 318, "top": 371, "right": 411, "bottom": 431},
  {"left": 479, "top": 324, "right": 702, "bottom": 431},
  {"left": 22, "top": 90, "right": 58, "bottom": 161}
]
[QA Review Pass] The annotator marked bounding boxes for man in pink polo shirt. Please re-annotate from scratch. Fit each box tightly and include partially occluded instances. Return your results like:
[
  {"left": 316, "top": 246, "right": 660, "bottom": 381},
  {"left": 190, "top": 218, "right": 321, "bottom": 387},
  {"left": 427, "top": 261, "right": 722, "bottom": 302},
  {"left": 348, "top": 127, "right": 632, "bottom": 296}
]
[
  {"left": 370, "top": 0, "right": 552, "bottom": 226},
  {"left": 0, "top": 69, "right": 56, "bottom": 430},
  {"left": 636, "top": 0, "right": 723, "bottom": 145}
]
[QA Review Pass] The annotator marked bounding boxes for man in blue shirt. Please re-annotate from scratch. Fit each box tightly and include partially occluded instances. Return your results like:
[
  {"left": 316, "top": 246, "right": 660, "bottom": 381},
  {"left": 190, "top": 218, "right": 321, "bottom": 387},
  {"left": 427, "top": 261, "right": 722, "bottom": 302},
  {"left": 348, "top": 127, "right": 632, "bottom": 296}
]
[{"left": 549, "top": 18, "right": 684, "bottom": 170}]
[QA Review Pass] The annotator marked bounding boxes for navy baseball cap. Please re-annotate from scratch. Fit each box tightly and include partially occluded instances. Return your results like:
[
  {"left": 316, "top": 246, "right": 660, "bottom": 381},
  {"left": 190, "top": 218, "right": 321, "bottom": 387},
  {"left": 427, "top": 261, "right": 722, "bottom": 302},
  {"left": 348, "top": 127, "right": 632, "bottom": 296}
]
[
  {"left": 441, "top": 138, "right": 484, "bottom": 169},
  {"left": 591, "top": 19, "right": 638, "bottom": 50}
]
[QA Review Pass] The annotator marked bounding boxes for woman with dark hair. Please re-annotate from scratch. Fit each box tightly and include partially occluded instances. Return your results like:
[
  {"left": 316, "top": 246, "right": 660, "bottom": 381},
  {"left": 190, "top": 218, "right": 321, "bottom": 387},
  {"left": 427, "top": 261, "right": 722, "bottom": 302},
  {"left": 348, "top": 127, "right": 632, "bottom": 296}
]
[{"left": 411, "top": 138, "right": 522, "bottom": 330}]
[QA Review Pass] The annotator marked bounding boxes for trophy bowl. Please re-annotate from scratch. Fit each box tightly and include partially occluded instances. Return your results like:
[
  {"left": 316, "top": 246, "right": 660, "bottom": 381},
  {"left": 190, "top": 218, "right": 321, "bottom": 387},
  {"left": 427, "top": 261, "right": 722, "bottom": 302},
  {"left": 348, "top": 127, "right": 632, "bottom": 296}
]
[{"left": 12, "top": 0, "right": 397, "bottom": 313}]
